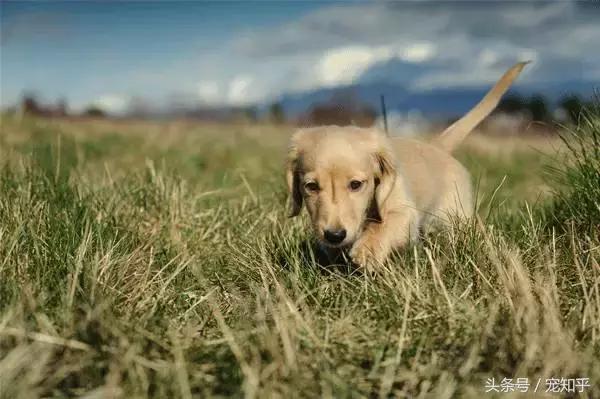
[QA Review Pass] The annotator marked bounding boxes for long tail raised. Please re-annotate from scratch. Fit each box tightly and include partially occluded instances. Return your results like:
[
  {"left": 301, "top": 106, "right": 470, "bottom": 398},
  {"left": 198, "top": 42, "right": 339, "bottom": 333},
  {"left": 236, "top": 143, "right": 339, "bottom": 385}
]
[{"left": 432, "top": 61, "right": 529, "bottom": 153}]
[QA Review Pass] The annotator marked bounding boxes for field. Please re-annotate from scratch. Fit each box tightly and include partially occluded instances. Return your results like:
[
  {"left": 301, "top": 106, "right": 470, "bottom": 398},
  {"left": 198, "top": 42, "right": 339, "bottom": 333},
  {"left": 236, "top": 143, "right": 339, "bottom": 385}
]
[{"left": 1, "top": 112, "right": 599, "bottom": 398}]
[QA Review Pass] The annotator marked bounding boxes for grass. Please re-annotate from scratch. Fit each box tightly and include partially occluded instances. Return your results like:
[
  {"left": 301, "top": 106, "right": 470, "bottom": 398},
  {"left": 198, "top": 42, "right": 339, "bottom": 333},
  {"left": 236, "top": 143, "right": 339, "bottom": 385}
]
[{"left": 0, "top": 112, "right": 599, "bottom": 398}]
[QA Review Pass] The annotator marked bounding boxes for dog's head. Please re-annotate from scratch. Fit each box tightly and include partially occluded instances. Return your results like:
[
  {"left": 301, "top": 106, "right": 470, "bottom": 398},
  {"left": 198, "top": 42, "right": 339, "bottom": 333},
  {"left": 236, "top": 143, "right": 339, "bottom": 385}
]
[{"left": 286, "top": 126, "right": 396, "bottom": 248}]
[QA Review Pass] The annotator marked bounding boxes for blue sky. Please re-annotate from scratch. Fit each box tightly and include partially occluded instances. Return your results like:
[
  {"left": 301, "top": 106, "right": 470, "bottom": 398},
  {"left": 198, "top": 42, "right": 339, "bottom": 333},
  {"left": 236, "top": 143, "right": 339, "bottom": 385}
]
[{"left": 1, "top": 1, "right": 598, "bottom": 114}]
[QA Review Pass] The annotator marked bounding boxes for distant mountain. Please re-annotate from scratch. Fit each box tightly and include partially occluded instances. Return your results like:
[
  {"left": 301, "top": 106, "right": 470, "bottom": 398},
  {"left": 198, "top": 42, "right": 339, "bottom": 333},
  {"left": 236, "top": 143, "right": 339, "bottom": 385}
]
[{"left": 274, "top": 79, "right": 598, "bottom": 119}]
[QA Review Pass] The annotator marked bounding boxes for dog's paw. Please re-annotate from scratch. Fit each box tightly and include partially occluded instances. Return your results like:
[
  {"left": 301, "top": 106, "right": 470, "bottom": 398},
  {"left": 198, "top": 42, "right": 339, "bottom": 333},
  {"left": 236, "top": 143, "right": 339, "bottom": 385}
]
[
  {"left": 349, "top": 244, "right": 369, "bottom": 269},
  {"left": 349, "top": 238, "right": 384, "bottom": 270}
]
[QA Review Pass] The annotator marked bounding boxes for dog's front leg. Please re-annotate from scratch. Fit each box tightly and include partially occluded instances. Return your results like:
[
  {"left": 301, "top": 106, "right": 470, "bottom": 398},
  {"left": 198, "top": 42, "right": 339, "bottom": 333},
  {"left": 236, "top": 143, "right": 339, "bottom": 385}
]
[
  {"left": 349, "top": 210, "right": 418, "bottom": 270},
  {"left": 349, "top": 226, "right": 390, "bottom": 269}
]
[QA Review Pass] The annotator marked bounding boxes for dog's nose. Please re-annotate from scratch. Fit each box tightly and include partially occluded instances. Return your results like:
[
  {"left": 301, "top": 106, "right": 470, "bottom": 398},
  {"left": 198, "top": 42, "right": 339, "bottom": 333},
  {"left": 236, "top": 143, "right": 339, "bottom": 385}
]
[{"left": 324, "top": 228, "right": 346, "bottom": 244}]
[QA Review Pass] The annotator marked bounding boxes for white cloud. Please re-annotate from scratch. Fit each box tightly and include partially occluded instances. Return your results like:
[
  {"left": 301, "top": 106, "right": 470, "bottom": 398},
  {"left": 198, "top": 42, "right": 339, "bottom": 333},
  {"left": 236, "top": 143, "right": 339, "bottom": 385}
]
[
  {"left": 315, "top": 42, "right": 436, "bottom": 87},
  {"left": 197, "top": 81, "right": 221, "bottom": 104},
  {"left": 478, "top": 49, "right": 499, "bottom": 67},
  {"left": 401, "top": 42, "right": 436, "bottom": 63},
  {"left": 194, "top": 75, "right": 267, "bottom": 107},
  {"left": 92, "top": 95, "right": 128, "bottom": 114},
  {"left": 316, "top": 46, "right": 394, "bottom": 86},
  {"left": 518, "top": 49, "right": 538, "bottom": 64},
  {"left": 227, "top": 75, "right": 254, "bottom": 105}
]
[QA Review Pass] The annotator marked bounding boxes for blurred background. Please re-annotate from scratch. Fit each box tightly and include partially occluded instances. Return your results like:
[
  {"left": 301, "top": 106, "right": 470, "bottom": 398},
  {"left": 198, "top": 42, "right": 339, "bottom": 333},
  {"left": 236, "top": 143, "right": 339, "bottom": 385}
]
[{"left": 1, "top": 1, "right": 599, "bottom": 135}]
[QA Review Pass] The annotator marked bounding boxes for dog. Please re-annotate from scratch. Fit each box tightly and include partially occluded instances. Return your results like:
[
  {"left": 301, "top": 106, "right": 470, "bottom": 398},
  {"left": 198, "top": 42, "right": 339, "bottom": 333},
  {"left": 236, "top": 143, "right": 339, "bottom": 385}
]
[{"left": 286, "top": 62, "right": 528, "bottom": 268}]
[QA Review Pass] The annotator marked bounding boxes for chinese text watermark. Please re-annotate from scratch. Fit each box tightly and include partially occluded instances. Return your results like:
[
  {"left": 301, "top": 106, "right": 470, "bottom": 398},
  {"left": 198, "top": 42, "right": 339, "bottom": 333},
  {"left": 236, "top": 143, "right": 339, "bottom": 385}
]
[{"left": 484, "top": 377, "right": 591, "bottom": 394}]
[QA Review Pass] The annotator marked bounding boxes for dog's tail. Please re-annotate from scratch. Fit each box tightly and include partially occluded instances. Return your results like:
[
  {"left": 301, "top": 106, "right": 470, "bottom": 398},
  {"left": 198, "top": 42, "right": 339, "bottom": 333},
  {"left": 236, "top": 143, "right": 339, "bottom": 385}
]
[{"left": 432, "top": 61, "right": 529, "bottom": 153}]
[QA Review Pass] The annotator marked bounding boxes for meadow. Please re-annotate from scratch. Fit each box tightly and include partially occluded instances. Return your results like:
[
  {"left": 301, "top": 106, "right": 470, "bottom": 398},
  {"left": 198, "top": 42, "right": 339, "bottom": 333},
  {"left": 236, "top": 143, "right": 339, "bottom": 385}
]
[{"left": 0, "top": 111, "right": 599, "bottom": 398}]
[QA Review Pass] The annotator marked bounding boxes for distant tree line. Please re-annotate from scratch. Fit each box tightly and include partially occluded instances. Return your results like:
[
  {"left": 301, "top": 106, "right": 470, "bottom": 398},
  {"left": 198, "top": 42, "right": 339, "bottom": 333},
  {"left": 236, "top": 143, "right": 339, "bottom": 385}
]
[
  {"left": 300, "top": 90, "right": 377, "bottom": 127},
  {"left": 495, "top": 93, "right": 592, "bottom": 124},
  {"left": 10, "top": 91, "right": 594, "bottom": 127},
  {"left": 300, "top": 91, "right": 593, "bottom": 128},
  {"left": 16, "top": 93, "right": 107, "bottom": 118}
]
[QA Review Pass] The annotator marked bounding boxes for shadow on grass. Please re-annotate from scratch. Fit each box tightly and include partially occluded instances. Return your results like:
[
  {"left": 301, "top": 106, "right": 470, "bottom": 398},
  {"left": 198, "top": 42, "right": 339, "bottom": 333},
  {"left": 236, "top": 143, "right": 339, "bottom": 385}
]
[
  {"left": 288, "top": 240, "right": 362, "bottom": 276},
  {"left": 267, "top": 222, "right": 363, "bottom": 275}
]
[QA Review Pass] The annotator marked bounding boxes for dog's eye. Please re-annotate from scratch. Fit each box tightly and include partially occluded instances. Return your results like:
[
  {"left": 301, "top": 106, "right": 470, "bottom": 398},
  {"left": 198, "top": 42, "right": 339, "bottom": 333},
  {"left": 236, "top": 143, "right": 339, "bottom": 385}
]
[
  {"left": 349, "top": 180, "right": 363, "bottom": 191},
  {"left": 305, "top": 182, "right": 319, "bottom": 192}
]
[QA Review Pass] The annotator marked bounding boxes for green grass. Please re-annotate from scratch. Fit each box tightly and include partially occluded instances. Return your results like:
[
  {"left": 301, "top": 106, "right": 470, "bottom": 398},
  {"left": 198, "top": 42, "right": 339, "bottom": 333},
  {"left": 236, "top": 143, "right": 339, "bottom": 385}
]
[
  {"left": 548, "top": 107, "right": 600, "bottom": 235},
  {"left": 0, "top": 114, "right": 599, "bottom": 398}
]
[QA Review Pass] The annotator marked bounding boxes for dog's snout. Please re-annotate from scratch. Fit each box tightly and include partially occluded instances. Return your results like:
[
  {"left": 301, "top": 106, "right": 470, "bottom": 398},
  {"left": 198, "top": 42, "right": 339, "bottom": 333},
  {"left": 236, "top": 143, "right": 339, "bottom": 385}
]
[{"left": 324, "top": 228, "right": 346, "bottom": 244}]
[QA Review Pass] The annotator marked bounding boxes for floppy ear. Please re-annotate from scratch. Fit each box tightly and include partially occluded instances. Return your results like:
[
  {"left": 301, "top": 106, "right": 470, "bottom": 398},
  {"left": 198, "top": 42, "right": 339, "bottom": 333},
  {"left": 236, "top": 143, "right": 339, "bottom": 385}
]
[
  {"left": 286, "top": 141, "right": 303, "bottom": 217},
  {"left": 369, "top": 135, "right": 397, "bottom": 223}
]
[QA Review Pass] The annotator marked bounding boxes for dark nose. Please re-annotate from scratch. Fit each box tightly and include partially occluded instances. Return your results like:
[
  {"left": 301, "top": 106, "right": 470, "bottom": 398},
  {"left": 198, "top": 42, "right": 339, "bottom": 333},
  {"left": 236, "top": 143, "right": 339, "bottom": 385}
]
[{"left": 324, "top": 228, "right": 346, "bottom": 244}]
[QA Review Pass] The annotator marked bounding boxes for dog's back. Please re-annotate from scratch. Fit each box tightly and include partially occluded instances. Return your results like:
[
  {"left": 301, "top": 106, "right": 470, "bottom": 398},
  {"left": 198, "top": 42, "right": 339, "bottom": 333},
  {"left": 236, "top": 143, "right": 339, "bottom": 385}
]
[
  {"left": 392, "top": 62, "right": 529, "bottom": 229},
  {"left": 392, "top": 138, "right": 473, "bottom": 229}
]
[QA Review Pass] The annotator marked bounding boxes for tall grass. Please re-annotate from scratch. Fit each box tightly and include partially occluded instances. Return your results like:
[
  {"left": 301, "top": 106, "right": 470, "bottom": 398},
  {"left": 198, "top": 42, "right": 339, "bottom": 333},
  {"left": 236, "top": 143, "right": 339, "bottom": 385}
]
[
  {"left": 549, "top": 105, "right": 600, "bottom": 235},
  {"left": 0, "top": 113, "right": 598, "bottom": 398}
]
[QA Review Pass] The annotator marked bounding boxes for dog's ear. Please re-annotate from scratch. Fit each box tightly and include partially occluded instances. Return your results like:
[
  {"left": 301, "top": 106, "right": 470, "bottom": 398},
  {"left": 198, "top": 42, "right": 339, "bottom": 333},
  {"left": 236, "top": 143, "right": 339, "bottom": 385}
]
[
  {"left": 369, "top": 133, "right": 397, "bottom": 223},
  {"left": 286, "top": 132, "right": 304, "bottom": 217}
]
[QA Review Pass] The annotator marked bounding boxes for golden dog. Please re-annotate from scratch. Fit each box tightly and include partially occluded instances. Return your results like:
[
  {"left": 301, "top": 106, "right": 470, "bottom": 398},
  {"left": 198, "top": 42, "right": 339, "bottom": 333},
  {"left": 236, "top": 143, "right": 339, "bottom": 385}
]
[{"left": 286, "top": 62, "right": 528, "bottom": 268}]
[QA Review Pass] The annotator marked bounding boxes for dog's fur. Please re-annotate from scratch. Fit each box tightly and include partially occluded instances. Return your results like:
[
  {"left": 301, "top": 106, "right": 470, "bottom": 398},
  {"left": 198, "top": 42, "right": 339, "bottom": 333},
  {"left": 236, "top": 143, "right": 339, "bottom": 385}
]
[{"left": 286, "top": 62, "right": 528, "bottom": 268}]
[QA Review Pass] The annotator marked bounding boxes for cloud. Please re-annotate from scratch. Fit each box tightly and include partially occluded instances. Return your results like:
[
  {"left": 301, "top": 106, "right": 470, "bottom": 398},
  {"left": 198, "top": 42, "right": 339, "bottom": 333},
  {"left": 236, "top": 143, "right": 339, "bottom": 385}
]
[
  {"left": 92, "top": 95, "right": 129, "bottom": 115},
  {"left": 402, "top": 43, "right": 436, "bottom": 63},
  {"left": 195, "top": 75, "right": 266, "bottom": 107},
  {"left": 222, "top": 0, "right": 598, "bottom": 101},
  {"left": 316, "top": 46, "right": 394, "bottom": 86},
  {"left": 197, "top": 81, "right": 221, "bottom": 104},
  {"left": 227, "top": 75, "right": 255, "bottom": 105},
  {"left": 314, "top": 42, "right": 436, "bottom": 88}
]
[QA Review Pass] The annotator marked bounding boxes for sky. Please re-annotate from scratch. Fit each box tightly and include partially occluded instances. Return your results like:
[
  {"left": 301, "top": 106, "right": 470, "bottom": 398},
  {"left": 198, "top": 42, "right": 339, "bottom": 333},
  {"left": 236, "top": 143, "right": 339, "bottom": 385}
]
[{"left": 1, "top": 1, "right": 599, "bottom": 114}]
